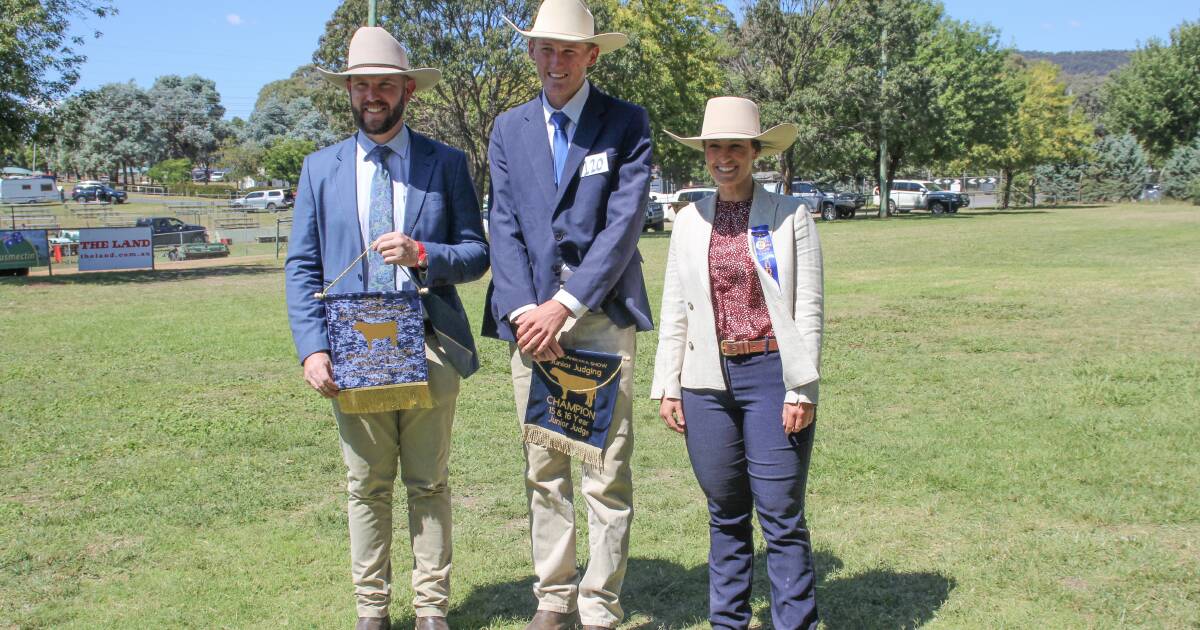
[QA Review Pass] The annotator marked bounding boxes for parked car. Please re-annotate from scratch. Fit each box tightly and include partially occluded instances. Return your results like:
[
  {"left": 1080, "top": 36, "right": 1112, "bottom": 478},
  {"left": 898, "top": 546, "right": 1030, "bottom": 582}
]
[
  {"left": 872, "top": 180, "right": 969, "bottom": 214},
  {"left": 135, "top": 216, "right": 208, "bottom": 246},
  {"left": 673, "top": 187, "right": 717, "bottom": 205},
  {"left": 71, "top": 183, "right": 127, "bottom": 204},
  {"left": 644, "top": 199, "right": 666, "bottom": 232},
  {"left": 232, "top": 188, "right": 292, "bottom": 212},
  {"left": 816, "top": 183, "right": 866, "bottom": 220}
]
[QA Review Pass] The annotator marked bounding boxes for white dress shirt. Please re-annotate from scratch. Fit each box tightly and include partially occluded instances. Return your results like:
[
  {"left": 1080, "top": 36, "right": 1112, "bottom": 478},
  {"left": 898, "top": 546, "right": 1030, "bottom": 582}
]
[
  {"left": 356, "top": 126, "right": 415, "bottom": 291},
  {"left": 509, "top": 81, "right": 592, "bottom": 323}
]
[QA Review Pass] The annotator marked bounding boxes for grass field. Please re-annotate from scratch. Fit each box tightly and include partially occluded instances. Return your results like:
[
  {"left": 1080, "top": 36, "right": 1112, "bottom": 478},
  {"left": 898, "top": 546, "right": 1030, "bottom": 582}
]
[{"left": 1, "top": 203, "right": 1197, "bottom": 629}]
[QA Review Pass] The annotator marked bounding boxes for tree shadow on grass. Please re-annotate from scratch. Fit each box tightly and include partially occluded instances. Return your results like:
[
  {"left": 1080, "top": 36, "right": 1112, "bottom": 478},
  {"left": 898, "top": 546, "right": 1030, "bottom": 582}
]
[
  {"left": 6, "top": 263, "right": 279, "bottom": 286},
  {"left": 440, "top": 550, "right": 953, "bottom": 629}
]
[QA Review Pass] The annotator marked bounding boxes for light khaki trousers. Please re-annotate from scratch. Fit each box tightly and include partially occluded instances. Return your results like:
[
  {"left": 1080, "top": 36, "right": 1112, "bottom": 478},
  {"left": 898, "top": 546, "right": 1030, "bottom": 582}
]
[
  {"left": 333, "top": 333, "right": 460, "bottom": 619},
  {"left": 509, "top": 312, "right": 636, "bottom": 628}
]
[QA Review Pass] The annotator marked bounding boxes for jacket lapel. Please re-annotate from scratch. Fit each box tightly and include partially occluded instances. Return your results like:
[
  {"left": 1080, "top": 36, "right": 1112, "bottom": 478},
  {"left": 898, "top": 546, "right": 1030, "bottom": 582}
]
[
  {"left": 694, "top": 194, "right": 716, "bottom": 303},
  {"left": 747, "top": 185, "right": 783, "bottom": 301},
  {"left": 519, "top": 100, "right": 558, "bottom": 213},
  {"left": 553, "top": 90, "right": 607, "bottom": 211},
  {"left": 403, "top": 131, "right": 435, "bottom": 235},
  {"left": 332, "top": 138, "right": 366, "bottom": 288}
]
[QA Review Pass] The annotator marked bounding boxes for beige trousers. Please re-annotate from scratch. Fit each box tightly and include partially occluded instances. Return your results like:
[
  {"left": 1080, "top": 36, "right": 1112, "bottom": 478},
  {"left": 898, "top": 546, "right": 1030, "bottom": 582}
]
[
  {"left": 509, "top": 312, "right": 636, "bottom": 628},
  {"left": 333, "top": 333, "right": 460, "bottom": 619}
]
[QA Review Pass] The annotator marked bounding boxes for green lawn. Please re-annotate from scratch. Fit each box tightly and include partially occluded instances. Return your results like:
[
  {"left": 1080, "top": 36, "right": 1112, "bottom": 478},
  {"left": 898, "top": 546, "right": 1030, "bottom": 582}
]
[{"left": 1, "top": 204, "right": 1197, "bottom": 628}]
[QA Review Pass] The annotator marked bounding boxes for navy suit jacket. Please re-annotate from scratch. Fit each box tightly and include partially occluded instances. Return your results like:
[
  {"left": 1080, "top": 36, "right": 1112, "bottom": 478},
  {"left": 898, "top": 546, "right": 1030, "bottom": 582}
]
[
  {"left": 482, "top": 86, "right": 654, "bottom": 341},
  {"left": 285, "top": 130, "right": 489, "bottom": 378}
]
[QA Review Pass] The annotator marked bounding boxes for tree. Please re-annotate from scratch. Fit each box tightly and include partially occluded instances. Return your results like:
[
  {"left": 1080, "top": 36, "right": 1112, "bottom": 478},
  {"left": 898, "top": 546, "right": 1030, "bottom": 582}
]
[
  {"left": 1160, "top": 136, "right": 1200, "bottom": 200},
  {"left": 0, "top": 0, "right": 114, "bottom": 146},
  {"left": 988, "top": 61, "right": 1092, "bottom": 208},
  {"left": 314, "top": 0, "right": 540, "bottom": 202},
  {"left": 79, "top": 82, "right": 155, "bottom": 183},
  {"left": 256, "top": 64, "right": 353, "bottom": 136},
  {"left": 588, "top": 0, "right": 733, "bottom": 187},
  {"left": 243, "top": 95, "right": 338, "bottom": 148},
  {"left": 726, "top": 0, "right": 858, "bottom": 187},
  {"left": 146, "top": 75, "right": 227, "bottom": 166},
  {"left": 215, "top": 138, "right": 265, "bottom": 185},
  {"left": 147, "top": 158, "right": 193, "bottom": 185},
  {"left": 1082, "top": 133, "right": 1149, "bottom": 202},
  {"left": 262, "top": 138, "right": 316, "bottom": 184},
  {"left": 1102, "top": 20, "right": 1200, "bottom": 162}
]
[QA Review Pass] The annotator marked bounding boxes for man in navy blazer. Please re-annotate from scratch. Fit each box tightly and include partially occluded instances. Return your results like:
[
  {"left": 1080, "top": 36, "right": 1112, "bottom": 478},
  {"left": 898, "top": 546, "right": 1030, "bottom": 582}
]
[
  {"left": 483, "top": 2, "right": 652, "bottom": 628},
  {"left": 285, "top": 27, "right": 487, "bottom": 630}
]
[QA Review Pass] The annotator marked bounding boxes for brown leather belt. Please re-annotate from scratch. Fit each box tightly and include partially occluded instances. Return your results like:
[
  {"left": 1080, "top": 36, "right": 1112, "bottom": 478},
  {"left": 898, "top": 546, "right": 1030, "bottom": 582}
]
[{"left": 719, "top": 338, "right": 779, "bottom": 357}]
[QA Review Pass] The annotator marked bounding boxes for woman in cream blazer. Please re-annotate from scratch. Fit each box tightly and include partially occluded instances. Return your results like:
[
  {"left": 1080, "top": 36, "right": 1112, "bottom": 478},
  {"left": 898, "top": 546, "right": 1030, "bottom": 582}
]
[{"left": 650, "top": 97, "right": 824, "bottom": 629}]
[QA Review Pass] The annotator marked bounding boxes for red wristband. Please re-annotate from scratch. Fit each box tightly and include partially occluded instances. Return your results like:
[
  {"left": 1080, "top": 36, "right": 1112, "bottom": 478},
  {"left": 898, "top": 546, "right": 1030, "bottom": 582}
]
[{"left": 415, "top": 241, "right": 427, "bottom": 268}]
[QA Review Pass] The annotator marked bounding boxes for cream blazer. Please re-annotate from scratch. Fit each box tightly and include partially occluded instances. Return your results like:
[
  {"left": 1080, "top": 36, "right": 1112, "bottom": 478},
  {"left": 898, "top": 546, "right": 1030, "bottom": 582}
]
[{"left": 650, "top": 185, "right": 824, "bottom": 405}]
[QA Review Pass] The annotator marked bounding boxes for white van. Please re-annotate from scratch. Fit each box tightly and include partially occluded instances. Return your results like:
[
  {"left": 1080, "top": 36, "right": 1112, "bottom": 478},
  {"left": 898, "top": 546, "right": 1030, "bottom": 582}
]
[{"left": 0, "top": 177, "right": 60, "bottom": 204}]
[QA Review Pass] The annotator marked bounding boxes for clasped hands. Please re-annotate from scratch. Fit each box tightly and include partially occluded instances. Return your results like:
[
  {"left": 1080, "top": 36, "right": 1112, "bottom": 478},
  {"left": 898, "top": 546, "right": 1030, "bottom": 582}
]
[
  {"left": 513, "top": 300, "right": 572, "bottom": 363},
  {"left": 659, "top": 397, "right": 815, "bottom": 435}
]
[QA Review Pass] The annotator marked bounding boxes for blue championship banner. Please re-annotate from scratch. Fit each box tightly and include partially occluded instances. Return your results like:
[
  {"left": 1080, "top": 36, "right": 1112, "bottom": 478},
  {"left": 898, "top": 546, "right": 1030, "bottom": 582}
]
[
  {"left": 324, "top": 291, "right": 432, "bottom": 414},
  {"left": 525, "top": 348, "right": 623, "bottom": 467}
]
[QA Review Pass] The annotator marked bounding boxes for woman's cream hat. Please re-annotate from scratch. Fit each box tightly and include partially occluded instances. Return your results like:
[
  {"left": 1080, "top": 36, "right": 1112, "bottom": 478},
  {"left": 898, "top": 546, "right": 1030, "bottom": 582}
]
[
  {"left": 504, "top": 0, "right": 629, "bottom": 54},
  {"left": 666, "top": 97, "right": 798, "bottom": 157},
  {"left": 317, "top": 27, "right": 441, "bottom": 92}
]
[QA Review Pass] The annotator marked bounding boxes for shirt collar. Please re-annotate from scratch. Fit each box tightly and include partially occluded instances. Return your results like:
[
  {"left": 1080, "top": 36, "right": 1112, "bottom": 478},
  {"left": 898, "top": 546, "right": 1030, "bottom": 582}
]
[
  {"left": 356, "top": 124, "right": 411, "bottom": 161},
  {"left": 541, "top": 80, "right": 590, "bottom": 126}
]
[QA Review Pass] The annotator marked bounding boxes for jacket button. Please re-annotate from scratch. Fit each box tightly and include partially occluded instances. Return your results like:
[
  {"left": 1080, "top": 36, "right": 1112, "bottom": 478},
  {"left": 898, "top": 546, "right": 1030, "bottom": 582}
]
[
  {"left": 687, "top": 302, "right": 694, "bottom": 310},
  {"left": 554, "top": 231, "right": 565, "bottom": 241},
  {"left": 688, "top": 342, "right": 694, "bottom": 350}
]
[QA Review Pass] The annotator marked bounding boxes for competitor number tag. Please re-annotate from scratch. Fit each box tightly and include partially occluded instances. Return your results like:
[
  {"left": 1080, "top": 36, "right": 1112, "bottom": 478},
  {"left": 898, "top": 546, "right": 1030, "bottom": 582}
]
[{"left": 581, "top": 152, "right": 610, "bottom": 178}]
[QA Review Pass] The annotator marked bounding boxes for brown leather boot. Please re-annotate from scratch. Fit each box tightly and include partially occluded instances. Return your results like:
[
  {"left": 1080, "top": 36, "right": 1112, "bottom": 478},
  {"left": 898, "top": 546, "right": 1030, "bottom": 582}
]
[
  {"left": 525, "top": 609, "right": 575, "bottom": 630},
  {"left": 356, "top": 617, "right": 390, "bottom": 630},
  {"left": 415, "top": 616, "right": 449, "bottom": 630}
]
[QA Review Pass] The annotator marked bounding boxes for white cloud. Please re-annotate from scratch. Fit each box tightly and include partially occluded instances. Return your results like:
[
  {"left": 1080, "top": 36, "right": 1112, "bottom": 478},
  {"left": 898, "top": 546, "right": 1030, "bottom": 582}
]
[
  {"left": 1068, "top": 20, "right": 1082, "bottom": 29},
  {"left": 1040, "top": 22, "right": 1054, "bottom": 30},
  {"left": 226, "top": 14, "right": 243, "bottom": 26}
]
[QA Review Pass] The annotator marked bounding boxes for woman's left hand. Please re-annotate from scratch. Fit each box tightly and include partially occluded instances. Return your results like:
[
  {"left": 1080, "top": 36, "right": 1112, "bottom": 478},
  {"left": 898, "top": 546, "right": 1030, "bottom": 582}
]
[{"left": 782, "top": 402, "right": 815, "bottom": 434}]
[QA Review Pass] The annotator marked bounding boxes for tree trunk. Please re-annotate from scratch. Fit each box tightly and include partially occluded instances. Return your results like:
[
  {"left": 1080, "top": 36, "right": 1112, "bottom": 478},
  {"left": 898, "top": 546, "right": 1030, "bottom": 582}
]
[{"left": 1001, "top": 167, "right": 1013, "bottom": 209}]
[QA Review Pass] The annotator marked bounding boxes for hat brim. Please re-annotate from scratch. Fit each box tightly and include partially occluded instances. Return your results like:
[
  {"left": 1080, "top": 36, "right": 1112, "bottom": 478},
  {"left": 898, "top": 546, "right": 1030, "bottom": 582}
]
[
  {"left": 664, "top": 123, "right": 799, "bottom": 157},
  {"left": 502, "top": 16, "right": 628, "bottom": 54},
  {"left": 317, "top": 66, "right": 442, "bottom": 92}
]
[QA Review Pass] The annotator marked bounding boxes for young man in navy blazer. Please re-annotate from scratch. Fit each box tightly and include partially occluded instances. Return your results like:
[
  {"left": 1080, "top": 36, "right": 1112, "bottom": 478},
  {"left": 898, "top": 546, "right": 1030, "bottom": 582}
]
[
  {"left": 482, "top": 1, "right": 653, "bottom": 628},
  {"left": 285, "top": 27, "right": 487, "bottom": 630}
]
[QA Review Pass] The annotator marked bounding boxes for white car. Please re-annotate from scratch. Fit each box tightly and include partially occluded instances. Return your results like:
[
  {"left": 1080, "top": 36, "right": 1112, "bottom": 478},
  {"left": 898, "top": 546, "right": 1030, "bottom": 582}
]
[
  {"left": 663, "top": 187, "right": 716, "bottom": 221},
  {"left": 232, "top": 189, "right": 292, "bottom": 212}
]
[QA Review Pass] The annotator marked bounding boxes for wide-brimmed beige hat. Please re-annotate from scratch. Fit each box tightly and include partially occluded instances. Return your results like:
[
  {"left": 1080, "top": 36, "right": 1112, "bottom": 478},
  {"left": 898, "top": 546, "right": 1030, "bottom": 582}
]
[
  {"left": 666, "top": 97, "right": 798, "bottom": 157},
  {"left": 317, "top": 27, "right": 441, "bottom": 92},
  {"left": 503, "top": 0, "right": 628, "bottom": 54}
]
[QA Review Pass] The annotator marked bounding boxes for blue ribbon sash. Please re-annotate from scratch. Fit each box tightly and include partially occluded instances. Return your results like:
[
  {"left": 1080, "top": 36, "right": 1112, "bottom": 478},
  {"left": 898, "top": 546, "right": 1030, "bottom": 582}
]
[{"left": 524, "top": 348, "right": 624, "bottom": 467}]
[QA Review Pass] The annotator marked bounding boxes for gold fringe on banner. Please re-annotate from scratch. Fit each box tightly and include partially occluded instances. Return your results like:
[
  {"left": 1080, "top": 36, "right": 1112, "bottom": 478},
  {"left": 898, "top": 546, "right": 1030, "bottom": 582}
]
[
  {"left": 337, "top": 382, "right": 433, "bottom": 414},
  {"left": 522, "top": 423, "right": 604, "bottom": 469}
]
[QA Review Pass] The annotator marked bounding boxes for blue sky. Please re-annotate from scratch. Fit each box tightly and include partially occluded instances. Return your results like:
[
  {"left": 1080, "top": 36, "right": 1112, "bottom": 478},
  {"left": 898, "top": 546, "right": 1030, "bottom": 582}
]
[{"left": 68, "top": 0, "right": 1200, "bottom": 120}]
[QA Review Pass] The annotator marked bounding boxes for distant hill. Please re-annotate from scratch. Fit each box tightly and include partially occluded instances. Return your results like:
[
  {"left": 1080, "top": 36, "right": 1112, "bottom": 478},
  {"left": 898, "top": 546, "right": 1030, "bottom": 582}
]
[{"left": 1017, "top": 50, "right": 1132, "bottom": 76}]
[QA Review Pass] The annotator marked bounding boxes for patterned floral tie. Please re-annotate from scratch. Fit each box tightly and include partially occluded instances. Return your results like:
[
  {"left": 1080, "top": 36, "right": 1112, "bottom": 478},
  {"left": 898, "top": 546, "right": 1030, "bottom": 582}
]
[
  {"left": 367, "top": 144, "right": 394, "bottom": 291},
  {"left": 550, "top": 111, "right": 570, "bottom": 187}
]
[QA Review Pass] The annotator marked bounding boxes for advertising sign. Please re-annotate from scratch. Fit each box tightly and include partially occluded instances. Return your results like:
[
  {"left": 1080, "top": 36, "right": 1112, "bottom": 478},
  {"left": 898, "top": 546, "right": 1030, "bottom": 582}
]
[
  {"left": 77, "top": 227, "right": 155, "bottom": 271},
  {"left": 0, "top": 230, "right": 50, "bottom": 270}
]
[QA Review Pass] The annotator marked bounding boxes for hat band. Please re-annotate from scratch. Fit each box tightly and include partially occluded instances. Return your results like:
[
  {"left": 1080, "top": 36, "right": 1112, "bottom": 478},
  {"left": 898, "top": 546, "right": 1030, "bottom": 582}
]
[
  {"left": 346, "top": 62, "right": 413, "bottom": 72},
  {"left": 524, "top": 28, "right": 597, "bottom": 40}
]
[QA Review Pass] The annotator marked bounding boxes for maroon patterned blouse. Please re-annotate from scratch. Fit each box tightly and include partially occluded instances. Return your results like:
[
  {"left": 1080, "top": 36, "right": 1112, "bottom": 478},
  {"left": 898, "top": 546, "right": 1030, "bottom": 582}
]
[{"left": 709, "top": 199, "right": 775, "bottom": 341}]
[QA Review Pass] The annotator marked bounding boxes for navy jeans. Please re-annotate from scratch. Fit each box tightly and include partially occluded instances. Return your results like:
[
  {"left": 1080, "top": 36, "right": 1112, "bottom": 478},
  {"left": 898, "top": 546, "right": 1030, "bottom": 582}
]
[{"left": 682, "top": 351, "right": 818, "bottom": 630}]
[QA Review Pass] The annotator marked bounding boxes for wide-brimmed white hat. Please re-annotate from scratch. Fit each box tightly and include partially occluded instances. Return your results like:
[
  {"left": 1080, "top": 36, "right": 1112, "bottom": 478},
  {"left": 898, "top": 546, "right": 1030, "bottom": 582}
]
[
  {"left": 666, "top": 97, "right": 798, "bottom": 157},
  {"left": 317, "top": 27, "right": 441, "bottom": 92},
  {"left": 504, "top": 0, "right": 628, "bottom": 54}
]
